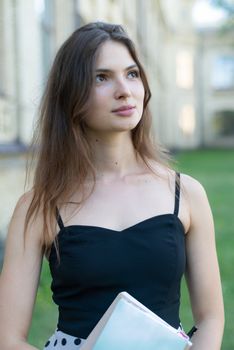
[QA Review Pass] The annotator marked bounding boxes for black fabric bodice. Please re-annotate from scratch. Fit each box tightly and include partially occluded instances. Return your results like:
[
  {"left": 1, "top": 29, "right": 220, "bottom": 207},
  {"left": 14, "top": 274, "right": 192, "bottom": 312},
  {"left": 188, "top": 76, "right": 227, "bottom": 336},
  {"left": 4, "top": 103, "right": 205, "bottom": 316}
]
[{"left": 48, "top": 173, "right": 186, "bottom": 339}]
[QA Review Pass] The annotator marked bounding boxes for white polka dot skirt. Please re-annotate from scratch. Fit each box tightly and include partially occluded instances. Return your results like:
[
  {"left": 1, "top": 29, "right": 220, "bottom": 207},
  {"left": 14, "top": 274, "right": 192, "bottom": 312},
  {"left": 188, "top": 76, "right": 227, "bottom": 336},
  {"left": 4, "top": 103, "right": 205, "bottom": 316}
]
[
  {"left": 44, "top": 324, "right": 186, "bottom": 349},
  {"left": 43, "top": 329, "right": 86, "bottom": 349}
]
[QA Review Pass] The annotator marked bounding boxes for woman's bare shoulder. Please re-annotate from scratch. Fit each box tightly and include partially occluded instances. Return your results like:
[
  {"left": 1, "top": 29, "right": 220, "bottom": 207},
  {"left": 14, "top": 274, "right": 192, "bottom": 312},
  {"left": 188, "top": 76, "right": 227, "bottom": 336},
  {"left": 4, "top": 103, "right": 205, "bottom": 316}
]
[
  {"left": 11, "top": 190, "right": 35, "bottom": 222},
  {"left": 180, "top": 173, "right": 207, "bottom": 200},
  {"left": 180, "top": 173, "right": 212, "bottom": 227},
  {"left": 9, "top": 189, "right": 44, "bottom": 244}
]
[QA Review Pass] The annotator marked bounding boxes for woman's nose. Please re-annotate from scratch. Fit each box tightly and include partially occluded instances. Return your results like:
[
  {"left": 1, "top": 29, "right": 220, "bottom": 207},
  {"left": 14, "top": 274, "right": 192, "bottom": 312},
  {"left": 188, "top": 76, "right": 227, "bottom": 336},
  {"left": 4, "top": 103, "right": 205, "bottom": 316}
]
[{"left": 114, "top": 78, "right": 131, "bottom": 99}]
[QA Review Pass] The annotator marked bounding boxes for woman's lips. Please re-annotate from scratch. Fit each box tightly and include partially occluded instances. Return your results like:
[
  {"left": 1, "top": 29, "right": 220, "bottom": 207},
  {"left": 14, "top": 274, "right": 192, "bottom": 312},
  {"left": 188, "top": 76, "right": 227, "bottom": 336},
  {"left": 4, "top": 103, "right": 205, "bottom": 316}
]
[{"left": 112, "top": 106, "right": 136, "bottom": 116}]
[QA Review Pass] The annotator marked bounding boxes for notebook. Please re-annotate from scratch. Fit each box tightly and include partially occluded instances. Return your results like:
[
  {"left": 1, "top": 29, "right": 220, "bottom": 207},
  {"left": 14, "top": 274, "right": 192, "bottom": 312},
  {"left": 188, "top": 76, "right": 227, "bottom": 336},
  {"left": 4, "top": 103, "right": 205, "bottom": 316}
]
[{"left": 80, "top": 291, "right": 192, "bottom": 350}]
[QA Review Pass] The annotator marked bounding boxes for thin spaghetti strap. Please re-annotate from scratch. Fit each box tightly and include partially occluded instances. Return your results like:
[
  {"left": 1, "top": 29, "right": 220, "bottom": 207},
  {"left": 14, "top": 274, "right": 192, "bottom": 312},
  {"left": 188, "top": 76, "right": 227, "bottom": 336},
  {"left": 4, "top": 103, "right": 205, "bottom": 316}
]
[
  {"left": 56, "top": 206, "right": 65, "bottom": 230},
  {"left": 174, "top": 172, "right": 180, "bottom": 216}
]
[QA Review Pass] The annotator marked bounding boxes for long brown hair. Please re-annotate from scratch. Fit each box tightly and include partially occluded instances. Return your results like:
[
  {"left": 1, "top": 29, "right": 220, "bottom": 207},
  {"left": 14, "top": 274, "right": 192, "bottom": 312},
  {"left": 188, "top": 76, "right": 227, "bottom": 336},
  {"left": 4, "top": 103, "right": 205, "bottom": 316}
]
[{"left": 25, "top": 22, "right": 170, "bottom": 254}]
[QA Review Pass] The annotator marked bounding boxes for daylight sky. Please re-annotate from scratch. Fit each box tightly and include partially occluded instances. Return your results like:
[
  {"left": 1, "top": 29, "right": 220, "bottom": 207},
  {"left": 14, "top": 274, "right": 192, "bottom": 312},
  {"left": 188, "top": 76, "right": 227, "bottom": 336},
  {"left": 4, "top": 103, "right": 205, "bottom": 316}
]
[{"left": 192, "top": 0, "right": 228, "bottom": 28}]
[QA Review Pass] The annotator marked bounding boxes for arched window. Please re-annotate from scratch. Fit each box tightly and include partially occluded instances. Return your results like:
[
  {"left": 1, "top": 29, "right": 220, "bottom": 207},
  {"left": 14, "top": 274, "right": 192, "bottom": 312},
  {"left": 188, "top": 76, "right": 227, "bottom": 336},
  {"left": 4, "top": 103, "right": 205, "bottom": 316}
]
[{"left": 213, "top": 110, "right": 234, "bottom": 136}]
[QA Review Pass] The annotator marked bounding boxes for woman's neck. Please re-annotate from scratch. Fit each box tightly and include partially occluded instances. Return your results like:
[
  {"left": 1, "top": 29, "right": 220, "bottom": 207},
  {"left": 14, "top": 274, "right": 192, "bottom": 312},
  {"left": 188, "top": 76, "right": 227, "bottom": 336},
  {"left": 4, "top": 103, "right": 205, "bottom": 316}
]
[{"left": 86, "top": 131, "right": 142, "bottom": 181}]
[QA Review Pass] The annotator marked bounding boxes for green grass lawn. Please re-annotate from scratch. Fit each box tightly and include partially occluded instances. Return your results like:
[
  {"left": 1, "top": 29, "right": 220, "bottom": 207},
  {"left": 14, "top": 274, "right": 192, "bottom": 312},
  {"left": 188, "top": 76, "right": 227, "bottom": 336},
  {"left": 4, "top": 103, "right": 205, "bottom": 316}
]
[
  {"left": 176, "top": 149, "right": 234, "bottom": 350},
  {"left": 29, "top": 149, "right": 234, "bottom": 349}
]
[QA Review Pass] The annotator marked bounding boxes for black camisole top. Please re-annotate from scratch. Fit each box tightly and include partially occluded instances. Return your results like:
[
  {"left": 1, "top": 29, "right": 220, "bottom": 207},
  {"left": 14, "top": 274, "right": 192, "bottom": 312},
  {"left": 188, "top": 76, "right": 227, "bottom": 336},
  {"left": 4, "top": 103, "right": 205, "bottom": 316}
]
[{"left": 49, "top": 172, "right": 186, "bottom": 339}]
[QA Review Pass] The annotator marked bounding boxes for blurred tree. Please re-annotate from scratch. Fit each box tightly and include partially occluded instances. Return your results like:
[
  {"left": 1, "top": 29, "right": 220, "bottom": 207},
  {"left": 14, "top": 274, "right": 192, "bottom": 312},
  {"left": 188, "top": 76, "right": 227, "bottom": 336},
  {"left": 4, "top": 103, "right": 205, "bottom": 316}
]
[
  {"left": 210, "top": 0, "right": 234, "bottom": 32},
  {"left": 210, "top": 0, "right": 234, "bottom": 14}
]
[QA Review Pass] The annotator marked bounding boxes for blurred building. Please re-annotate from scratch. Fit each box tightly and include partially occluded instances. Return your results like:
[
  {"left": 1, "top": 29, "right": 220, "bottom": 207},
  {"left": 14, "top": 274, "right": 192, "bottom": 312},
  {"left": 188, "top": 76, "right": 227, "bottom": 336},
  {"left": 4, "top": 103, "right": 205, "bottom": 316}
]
[
  {"left": 0, "top": 0, "right": 234, "bottom": 241},
  {"left": 1, "top": 0, "right": 234, "bottom": 151}
]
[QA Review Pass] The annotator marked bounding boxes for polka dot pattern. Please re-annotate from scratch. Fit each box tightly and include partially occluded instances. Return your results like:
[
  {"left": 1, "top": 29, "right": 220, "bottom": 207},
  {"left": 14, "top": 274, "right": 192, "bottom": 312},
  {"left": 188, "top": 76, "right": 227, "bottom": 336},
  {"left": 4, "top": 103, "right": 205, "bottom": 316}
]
[
  {"left": 74, "top": 338, "right": 81, "bottom": 345},
  {"left": 61, "top": 338, "right": 67, "bottom": 346},
  {"left": 43, "top": 330, "right": 85, "bottom": 349}
]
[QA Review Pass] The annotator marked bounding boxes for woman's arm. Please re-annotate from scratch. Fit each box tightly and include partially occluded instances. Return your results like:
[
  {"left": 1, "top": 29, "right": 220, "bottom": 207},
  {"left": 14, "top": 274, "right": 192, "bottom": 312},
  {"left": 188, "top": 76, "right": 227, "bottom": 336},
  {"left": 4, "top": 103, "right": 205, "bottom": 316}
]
[
  {"left": 0, "top": 192, "right": 44, "bottom": 350},
  {"left": 182, "top": 175, "right": 224, "bottom": 349}
]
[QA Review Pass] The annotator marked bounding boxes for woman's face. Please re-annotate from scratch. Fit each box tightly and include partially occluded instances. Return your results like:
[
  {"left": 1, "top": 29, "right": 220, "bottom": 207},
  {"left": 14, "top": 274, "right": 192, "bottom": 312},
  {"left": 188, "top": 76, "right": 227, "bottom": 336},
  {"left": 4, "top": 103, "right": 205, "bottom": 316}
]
[{"left": 84, "top": 40, "right": 145, "bottom": 134}]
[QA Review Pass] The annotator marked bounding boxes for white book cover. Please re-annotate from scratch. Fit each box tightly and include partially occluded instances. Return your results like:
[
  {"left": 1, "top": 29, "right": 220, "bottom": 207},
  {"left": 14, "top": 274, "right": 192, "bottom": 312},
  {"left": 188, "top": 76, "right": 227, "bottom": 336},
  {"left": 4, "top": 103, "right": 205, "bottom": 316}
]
[{"left": 80, "top": 291, "right": 192, "bottom": 350}]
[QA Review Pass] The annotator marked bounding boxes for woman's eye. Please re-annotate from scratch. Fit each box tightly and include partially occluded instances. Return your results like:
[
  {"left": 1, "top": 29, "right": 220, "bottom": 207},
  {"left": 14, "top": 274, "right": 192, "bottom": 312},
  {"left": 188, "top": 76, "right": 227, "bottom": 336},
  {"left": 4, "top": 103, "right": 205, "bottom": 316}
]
[
  {"left": 128, "top": 70, "right": 139, "bottom": 78},
  {"left": 95, "top": 74, "right": 107, "bottom": 83}
]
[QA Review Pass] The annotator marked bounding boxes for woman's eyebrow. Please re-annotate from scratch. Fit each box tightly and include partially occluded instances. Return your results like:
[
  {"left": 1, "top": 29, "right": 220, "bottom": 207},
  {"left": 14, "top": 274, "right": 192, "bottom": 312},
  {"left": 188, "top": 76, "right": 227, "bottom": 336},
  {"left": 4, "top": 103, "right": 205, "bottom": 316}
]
[{"left": 95, "top": 64, "right": 138, "bottom": 73}]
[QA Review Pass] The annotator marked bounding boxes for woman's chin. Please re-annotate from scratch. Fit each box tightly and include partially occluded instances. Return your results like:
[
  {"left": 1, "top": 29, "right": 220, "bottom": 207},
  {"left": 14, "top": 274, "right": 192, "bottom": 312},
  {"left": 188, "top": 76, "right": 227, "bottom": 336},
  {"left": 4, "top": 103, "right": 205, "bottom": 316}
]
[{"left": 112, "top": 116, "right": 141, "bottom": 131}]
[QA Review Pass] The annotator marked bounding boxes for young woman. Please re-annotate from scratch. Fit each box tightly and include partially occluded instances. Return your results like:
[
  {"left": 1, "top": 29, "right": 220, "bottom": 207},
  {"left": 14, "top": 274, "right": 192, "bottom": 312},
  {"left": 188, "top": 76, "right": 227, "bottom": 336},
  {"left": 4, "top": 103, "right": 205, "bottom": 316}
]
[{"left": 0, "top": 22, "right": 224, "bottom": 350}]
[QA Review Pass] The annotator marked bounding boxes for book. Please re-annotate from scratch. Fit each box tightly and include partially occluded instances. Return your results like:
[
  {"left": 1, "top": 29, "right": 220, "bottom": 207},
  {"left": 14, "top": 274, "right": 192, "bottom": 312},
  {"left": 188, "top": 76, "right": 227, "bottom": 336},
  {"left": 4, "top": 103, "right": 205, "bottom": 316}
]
[{"left": 80, "top": 291, "right": 192, "bottom": 350}]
